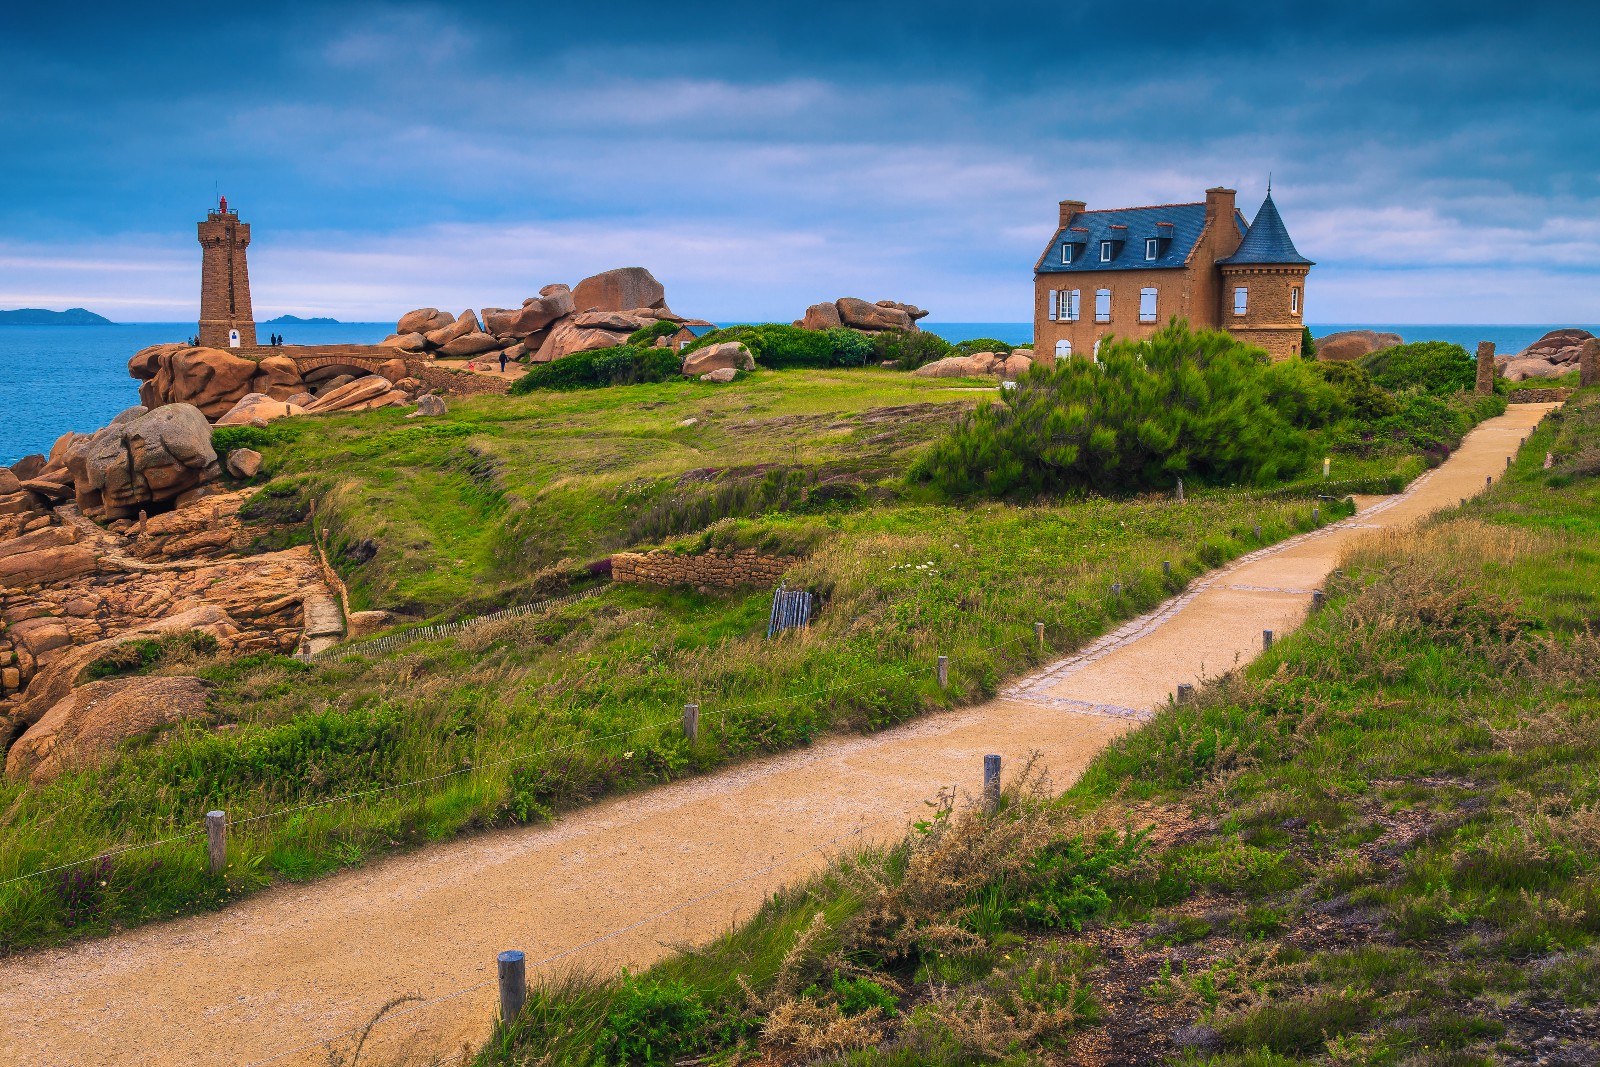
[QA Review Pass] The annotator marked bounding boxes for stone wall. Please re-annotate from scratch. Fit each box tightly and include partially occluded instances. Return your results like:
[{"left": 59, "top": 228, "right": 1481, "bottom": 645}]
[
  {"left": 610, "top": 549, "right": 795, "bottom": 589},
  {"left": 1507, "top": 387, "right": 1575, "bottom": 404}
]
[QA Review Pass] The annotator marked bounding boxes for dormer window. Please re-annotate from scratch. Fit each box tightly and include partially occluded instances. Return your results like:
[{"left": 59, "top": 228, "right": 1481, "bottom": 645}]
[
  {"left": 1145, "top": 238, "right": 1159, "bottom": 261},
  {"left": 1100, "top": 241, "right": 1113, "bottom": 263},
  {"left": 1062, "top": 243, "right": 1074, "bottom": 264}
]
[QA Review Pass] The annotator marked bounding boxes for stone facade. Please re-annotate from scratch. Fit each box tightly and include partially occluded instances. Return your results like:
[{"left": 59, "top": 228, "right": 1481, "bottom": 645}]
[
  {"left": 1034, "top": 187, "right": 1312, "bottom": 362},
  {"left": 197, "top": 201, "right": 257, "bottom": 349},
  {"left": 610, "top": 549, "right": 794, "bottom": 589}
]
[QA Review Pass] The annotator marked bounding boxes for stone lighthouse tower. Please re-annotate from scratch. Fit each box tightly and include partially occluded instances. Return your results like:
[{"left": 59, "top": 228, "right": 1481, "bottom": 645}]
[{"left": 197, "top": 196, "right": 257, "bottom": 348}]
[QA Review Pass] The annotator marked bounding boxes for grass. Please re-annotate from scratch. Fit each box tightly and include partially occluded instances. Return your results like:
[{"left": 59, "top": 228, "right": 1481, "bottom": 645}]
[
  {"left": 457, "top": 389, "right": 1600, "bottom": 1066},
  {"left": 0, "top": 366, "right": 1499, "bottom": 955}
]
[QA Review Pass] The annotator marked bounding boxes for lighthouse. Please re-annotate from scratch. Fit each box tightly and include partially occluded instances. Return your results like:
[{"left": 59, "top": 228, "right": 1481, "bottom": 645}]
[{"left": 197, "top": 196, "right": 257, "bottom": 348}]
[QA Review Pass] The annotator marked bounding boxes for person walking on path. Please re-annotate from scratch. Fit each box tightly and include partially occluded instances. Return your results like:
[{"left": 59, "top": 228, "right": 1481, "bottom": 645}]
[{"left": 499, "top": 349, "right": 508, "bottom": 374}]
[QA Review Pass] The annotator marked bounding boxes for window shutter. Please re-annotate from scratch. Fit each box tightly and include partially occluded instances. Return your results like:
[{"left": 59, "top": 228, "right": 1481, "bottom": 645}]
[{"left": 1048, "top": 290, "right": 1058, "bottom": 321}]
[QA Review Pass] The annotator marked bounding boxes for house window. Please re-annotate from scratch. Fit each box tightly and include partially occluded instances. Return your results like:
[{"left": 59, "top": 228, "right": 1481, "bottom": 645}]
[
  {"left": 1048, "top": 289, "right": 1058, "bottom": 321},
  {"left": 1100, "top": 241, "right": 1113, "bottom": 263},
  {"left": 1062, "top": 244, "right": 1074, "bottom": 264},
  {"left": 1056, "top": 339, "right": 1071, "bottom": 359},
  {"left": 1291, "top": 287, "right": 1301, "bottom": 314},
  {"left": 1139, "top": 288, "right": 1157, "bottom": 323},
  {"left": 1095, "top": 289, "right": 1111, "bottom": 322},
  {"left": 1065, "top": 289, "right": 1080, "bottom": 321},
  {"left": 1145, "top": 238, "right": 1159, "bottom": 261},
  {"left": 1233, "top": 286, "right": 1248, "bottom": 316}
]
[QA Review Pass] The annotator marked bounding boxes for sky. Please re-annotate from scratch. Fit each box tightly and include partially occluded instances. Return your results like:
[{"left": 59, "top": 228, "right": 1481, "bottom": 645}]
[{"left": 1, "top": 1, "right": 1596, "bottom": 325}]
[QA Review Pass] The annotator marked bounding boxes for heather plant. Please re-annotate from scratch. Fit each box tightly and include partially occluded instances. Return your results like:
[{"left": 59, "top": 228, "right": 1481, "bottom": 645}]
[{"left": 912, "top": 322, "right": 1339, "bottom": 496}]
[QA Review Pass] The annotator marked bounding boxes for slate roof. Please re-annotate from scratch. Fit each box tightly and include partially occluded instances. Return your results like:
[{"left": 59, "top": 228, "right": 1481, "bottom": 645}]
[
  {"left": 1218, "top": 192, "right": 1313, "bottom": 266},
  {"left": 676, "top": 321, "right": 717, "bottom": 337},
  {"left": 1035, "top": 202, "right": 1247, "bottom": 274}
]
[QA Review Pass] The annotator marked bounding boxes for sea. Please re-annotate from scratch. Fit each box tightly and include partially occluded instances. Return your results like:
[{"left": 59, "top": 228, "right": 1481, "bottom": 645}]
[{"left": 1, "top": 320, "right": 1592, "bottom": 465}]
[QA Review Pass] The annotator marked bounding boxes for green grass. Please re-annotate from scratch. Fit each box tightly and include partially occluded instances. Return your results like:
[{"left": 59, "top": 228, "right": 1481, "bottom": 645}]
[{"left": 460, "top": 390, "right": 1600, "bottom": 1066}]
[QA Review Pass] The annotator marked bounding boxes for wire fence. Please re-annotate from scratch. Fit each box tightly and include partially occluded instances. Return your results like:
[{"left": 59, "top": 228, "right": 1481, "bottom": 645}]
[{"left": 302, "top": 585, "right": 608, "bottom": 663}]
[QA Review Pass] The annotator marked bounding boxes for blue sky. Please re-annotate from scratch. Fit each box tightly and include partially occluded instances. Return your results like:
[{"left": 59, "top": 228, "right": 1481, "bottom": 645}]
[{"left": 1, "top": 1, "right": 1595, "bottom": 324}]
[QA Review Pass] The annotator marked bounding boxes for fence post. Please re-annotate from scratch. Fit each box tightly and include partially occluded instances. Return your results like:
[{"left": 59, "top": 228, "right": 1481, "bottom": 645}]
[
  {"left": 206, "top": 810, "right": 226, "bottom": 875},
  {"left": 498, "top": 950, "right": 527, "bottom": 1025},
  {"left": 1507, "top": 455, "right": 1512, "bottom": 468},
  {"left": 983, "top": 754, "right": 1002, "bottom": 812},
  {"left": 682, "top": 703, "right": 699, "bottom": 742},
  {"left": 1110, "top": 582, "right": 1121, "bottom": 596},
  {"left": 1176, "top": 478, "right": 1184, "bottom": 502},
  {"left": 1311, "top": 590, "right": 1325, "bottom": 611},
  {"left": 1176, "top": 683, "right": 1194, "bottom": 705},
  {"left": 1263, "top": 629, "right": 1274, "bottom": 650},
  {"left": 1487, "top": 475, "right": 1492, "bottom": 488},
  {"left": 1312, "top": 507, "right": 1320, "bottom": 523},
  {"left": 937, "top": 655, "right": 949, "bottom": 688},
  {"left": 1253, "top": 524, "right": 1262, "bottom": 539},
  {"left": 1034, "top": 622, "right": 1044, "bottom": 648},
  {"left": 1322, "top": 457, "right": 1330, "bottom": 479},
  {"left": 1162, "top": 560, "right": 1171, "bottom": 577}
]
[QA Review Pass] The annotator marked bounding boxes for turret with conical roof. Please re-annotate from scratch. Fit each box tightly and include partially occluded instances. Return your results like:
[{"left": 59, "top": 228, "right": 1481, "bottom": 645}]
[{"left": 1216, "top": 190, "right": 1312, "bottom": 358}]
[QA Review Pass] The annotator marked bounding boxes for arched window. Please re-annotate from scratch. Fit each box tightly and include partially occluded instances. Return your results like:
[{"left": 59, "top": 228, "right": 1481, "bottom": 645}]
[{"left": 1055, "top": 339, "right": 1071, "bottom": 359}]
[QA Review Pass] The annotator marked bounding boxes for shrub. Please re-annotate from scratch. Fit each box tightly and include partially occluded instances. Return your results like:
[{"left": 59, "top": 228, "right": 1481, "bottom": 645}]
[
  {"left": 952, "top": 337, "right": 1015, "bottom": 357},
  {"left": 911, "top": 321, "right": 1339, "bottom": 496},
  {"left": 873, "top": 328, "right": 954, "bottom": 370},
  {"left": 1315, "top": 362, "right": 1400, "bottom": 421},
  {"left": 1301, "top": 326, "right": 1316, "bottom": 359},
  {"left": 1360, "top": 341, "right": 1476, "bottom": 395},
  {"left": 821, "top": 326, "right": 875, "bottom": 367},
  {"left": 625, "top": 319, "right": 680, "bottom": 346},
  {"left": 213, "top": 423, "right": 300, "bottom": 454},
  {"left": 683, "top": 323, "right": 878, "bottom": 369},
  {"left": 509, "top": 345, "right": 681, "bottom": 393}
]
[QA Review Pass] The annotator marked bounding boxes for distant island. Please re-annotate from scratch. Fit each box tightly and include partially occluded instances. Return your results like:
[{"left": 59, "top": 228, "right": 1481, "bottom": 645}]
[
  {"left": 263, "top": 314, "right": 340, "bottom": 324},
  {"left": 0, "top": 307, "right": 113, "bottom": 325}
]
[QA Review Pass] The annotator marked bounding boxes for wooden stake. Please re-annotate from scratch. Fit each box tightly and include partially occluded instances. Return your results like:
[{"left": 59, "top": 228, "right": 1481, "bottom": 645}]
[
  {"left": 498, "top": 950, "right": 527, "bottom": 1025},
  {"left": 983, "top": 754, "right": 1002, "bottom": 812},
  {"left": 1312, "top": 590, "right": 1325, "bottom": 611},
  {"left": 205, "top": 810, "right": 226, "bottom": 875},
  {"left": 1162, "top": 560, "right": 1171, "bottom": 576},
  {"left": 1177, "top": 683, "right": 1194, "bottom": 705},
  {"left": 1035, "top": 622, "right": 1044, "bottom": 647},
  {"left": 937, "top": 655, "right": 949, "bottom": 688},
  {"left": 1263, "top": 629, "right": 1274, "bottom": 649},
  {"left": 682, "top": 703, "right": 699, "bottom": 742}
]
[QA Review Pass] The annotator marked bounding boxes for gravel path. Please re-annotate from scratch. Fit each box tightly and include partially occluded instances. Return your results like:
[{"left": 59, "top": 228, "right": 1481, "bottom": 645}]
[{"left": 0, "top": 403, "right": 1555, "bottom": 1067}]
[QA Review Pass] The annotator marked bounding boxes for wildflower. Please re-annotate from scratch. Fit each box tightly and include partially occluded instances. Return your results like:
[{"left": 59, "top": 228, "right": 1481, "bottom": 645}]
[{"left": 623, "top": 751, "right": 634, "bottom": 759}]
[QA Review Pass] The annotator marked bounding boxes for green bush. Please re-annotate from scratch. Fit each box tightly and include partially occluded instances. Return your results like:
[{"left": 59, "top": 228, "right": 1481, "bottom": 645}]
[
  {"left": 873, "top": 328, "right": 954, "bottom": 370},
  {"left": 1301, "top": 326, "right": 1316, "bottom": 360},
  {"left": 821, "top": 326, "right": 876, "bottom": 367},
  {"left": 213, "top": 422, "right": 300, "bottom": 455},
  {"left": 625, "top": 319, "right": 680, "bottom": 346},
  {"left": 1360, "top": 341, "right": 1476, "bottom": 395},
  {"left": 509, "top": 345, "right": 681, "bottom": 393},
  {"left": 681, "top": 323, "right": 879, "bottom": 369},
  {"left": 952, "top": 337, "right": 1015, "bottom": 357},
  {"left": 911, "top": 321, "right": 1340, "bottom": 496}
]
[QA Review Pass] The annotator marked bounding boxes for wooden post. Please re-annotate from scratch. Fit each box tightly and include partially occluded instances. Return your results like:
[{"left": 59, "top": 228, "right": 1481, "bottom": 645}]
[
  {"left": 1162, "top": 560, "right": 1171, "bottom": 576},
  {"left": 1487, "top": 475, "right": 1492, "bottom": 488},
  {"left": 983, "top": 754, "right": 1001, "bottom": 812},
  {"left": 1311, "top": 590, "right": 1325, "bottom": 611},
  {"left": 1175, "top": 477, "right": 1184, "bottom": 502},
  {"left": 1263, "top": 629, "right": 1274, "bottom": 649},
  {"left": 1253, "top": 524, "right": 1262, "bottom": 539},
  {"left": 1507, "top": 455, "right": 1512, "bottom": 468},
  {"left": 1034, "top": 622, "right": 1044, "bottom": 647},
  {"left": 1111, "top": 582, "right": 1121, "bottom": 596},
  {"left": 498, "top": 950, "right": 527, "bottom": 1025},
  {"left": 682, "top": 703, "right": 699, "bottom": 742},
  {"left": 1176, "top": 683, "right": 1194, "bottom": 705},
  {"left": 937, "top": 655, "right": 949, "bottom": 688},
  {"left": 205, "top": 810, "right": 226, "bottom": 875},
  {"left": 1322, "top": 457, "right": 1330, "bottom": 479},
  {"left": 1312, "top": 507, "right": 1320, "bottom": 523}
]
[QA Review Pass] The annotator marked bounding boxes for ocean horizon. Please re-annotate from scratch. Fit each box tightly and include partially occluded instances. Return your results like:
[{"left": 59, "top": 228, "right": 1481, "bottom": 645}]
[{"left": 2, "top": 320, "right": 1592, "bottom": 465}]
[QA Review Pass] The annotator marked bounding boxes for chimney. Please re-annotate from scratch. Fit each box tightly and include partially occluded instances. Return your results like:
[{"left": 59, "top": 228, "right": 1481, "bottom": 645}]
[
  {"left": 1204, "top": 187, "right": 1236, "bottom": 224},
  {"left": 1059, "top": 199, "right": 1086, "bottom": 228}
]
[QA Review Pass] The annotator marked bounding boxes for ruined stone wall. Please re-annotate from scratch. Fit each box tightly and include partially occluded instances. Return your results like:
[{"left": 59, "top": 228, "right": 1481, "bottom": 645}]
[{"left": 610, "top": 549, "right": 794, "bottom": 589}]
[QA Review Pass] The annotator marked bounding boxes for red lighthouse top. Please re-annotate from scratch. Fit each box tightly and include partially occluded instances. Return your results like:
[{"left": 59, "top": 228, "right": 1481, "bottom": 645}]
[{"left": 219, "top": 195, "right": 228, "bottom": 214}]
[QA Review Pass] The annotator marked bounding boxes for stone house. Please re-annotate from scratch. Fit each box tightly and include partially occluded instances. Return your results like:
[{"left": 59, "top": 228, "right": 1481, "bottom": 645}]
[
  {"left": 1033, "top": 187, "right": 1312, "bottom": 362},
  {"left": 670, "top": 321, "right": 718, "bottom": 351}
]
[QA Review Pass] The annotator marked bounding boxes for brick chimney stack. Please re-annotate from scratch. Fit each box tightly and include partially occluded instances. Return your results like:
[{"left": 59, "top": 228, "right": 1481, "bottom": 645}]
[
  {"left": 1058, "top": 200, "right": 1086, "bottom": 228},
  {"left": 1204, "top": 187, "right": 1236, "bottom": 223},
  {"left": 1206, "top": 187, "right": 1240, "bottom": 258}
]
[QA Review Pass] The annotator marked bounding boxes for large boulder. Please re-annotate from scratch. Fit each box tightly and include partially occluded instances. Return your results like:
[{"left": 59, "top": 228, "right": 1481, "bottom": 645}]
[
  {"left": 699, "top": 367, "right": 738, "bottom": 384},
  {"left": 216, "top": 393, "right": 307, "bottom": 426},
  {"left": 304, "top": 375, "right": 407, "bottom": 414},
  {"left": 70, "top": 404, "right": 220, "bottom": 520},
  {"left": 1502, "top": 358, "right": 1565, "bottom": 382},
  {"left": 682, "top": 342, "right": 754, "bottom": 376},
  {"left": 250, "top": 355, "right": 305, "bottom": 400},
  {"left": 911, "top": 356, "right": 989, "bottom": 379},
  {"left": 1518, "top": 328, "right": 1594, "bottom": 365},
  {"left": 398, "top": 308, "right": 454, "bottom": 334},
  {"left": 799, "top": 302, "right": 842, "bottom": 330},
  {"left": 484, "top": 286, "right": 575, "bottom": 339},
  {"left": 877, "top": 300, "right": 929, "bottom": 323},
  {"left": 128, "top": 345, "right": 260, "bottom": 417},
  {"left": 226, "top": 448, "right": 264, "bottom": 478},
  {"left": 1315, "top": 330, "right": 1403, "bottom": 363},
  {"left": 384, "top": 332, "right": 430, "bottom": 353},
  {"left": 533, "top": 319, "right": 632, "bottom": 363},
  {"left": 437, "top": 332, "right": 503, "bottom": 359},
  {"left": 424, "top": 310, "right": 482, "bottom": 348},
  {"left": 0, "top": 525, "right": 96, "bottom": 588},
  {"left": 573, "top": 309, "right": 655, "bottom": 332},
  {"left": 1000, "top": 354, "right": 1033, "bottom": 379},
  {"left": 571, "top": 268, "right": 666, "bottom": 314},
  {"left": 5, "top": 675, "right": 210, "bottom": 785},
  {"left": 9, "top": 455, "right": 47, "bottom": 481},
  {"left": 836, "top": 298, "right": 912, "bottom": 332}
]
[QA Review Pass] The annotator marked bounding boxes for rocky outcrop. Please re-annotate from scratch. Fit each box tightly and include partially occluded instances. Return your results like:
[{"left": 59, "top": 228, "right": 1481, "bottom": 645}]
[
  {"left": 1517, "top": 328, "right": 1594, "bottom": 365},
  {"left": 216, "top": 393, "right": 308, "bottom": 426},
  {"left": 910, "top": 352, "right": 1028, "bottom": 379},
  {"left": 129, "top": 345, "right": 259, "bottom": 418},
  {"left": 407, "top": 394, "right": 447, "bottom": 418},
  {"left": 6, "top": 675, "right": 210, "bottom": 785},
  {"left": 1503, "top": 358, "right": 1567, "bottom": 382},
  {"left": 303, "top": 375, "right": 409, "bottom": 414},
  {"left": 226, "top": 448, "right": 264, "bottom": 479},
  {"left": 533, "top": 318, "right": 635, "bottom": 363},
  {"left": 67, "top": 405, "right": 221, "bottom": 521},
  {"left": 800, "top": 302, "right": 843, "bottom": 330},
  {"left": 397, "top": 308, "right": 455, "bottom": 335},
  {"left": 571, "top": 267, "right": 667, "bottom": 315},
  {"left": 1314, "top": 330, "right": 1403, "bottom": 362},
  {"left": 483, "top": 286, "right": 574, "bottom": 338},
  {"left": 700, "top": 367, "right": 738, "bottom": 383},
  {"left": 796, "top": 298, "right": 928, "bottom": 333},
  {"left": 682, "top": 342, "right": 755, "bottom": 377},
  {"left": 0, "top": 526, "right": 97, "bottom": 587}
]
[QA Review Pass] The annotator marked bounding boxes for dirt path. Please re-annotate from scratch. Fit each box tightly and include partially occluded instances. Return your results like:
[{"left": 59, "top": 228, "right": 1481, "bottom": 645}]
[{"left": 0, "top": 404, "right": 1554, "bottom": 1067}]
